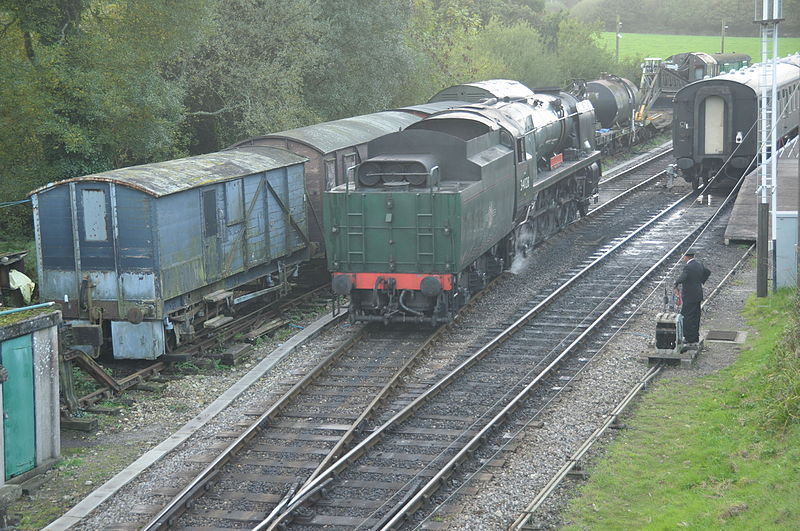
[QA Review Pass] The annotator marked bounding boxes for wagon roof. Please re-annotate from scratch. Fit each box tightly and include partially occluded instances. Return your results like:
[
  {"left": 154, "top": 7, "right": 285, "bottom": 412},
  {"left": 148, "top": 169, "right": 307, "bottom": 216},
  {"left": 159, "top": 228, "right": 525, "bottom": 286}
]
[
  {"left": 29, "top": 147, "right": 306, "bottom": 198},
  {"left": 235, "top": 111, "right": 421, "bottom": 154},
  {"left": 427, "top": 79, "right": 534, "bottom": 104}
]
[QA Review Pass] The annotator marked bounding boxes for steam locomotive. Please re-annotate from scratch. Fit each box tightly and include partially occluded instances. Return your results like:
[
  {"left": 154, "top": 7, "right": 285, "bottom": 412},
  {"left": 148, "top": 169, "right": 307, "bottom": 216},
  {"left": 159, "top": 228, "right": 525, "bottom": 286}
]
[{"left": 325, "top": 81, "right": 601, "bottom": 324}]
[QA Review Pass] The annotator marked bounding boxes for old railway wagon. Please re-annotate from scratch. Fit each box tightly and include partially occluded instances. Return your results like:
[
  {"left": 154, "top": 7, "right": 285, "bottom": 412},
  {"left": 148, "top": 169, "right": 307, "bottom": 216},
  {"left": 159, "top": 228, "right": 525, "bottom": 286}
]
[
  {"left": 673, "top": 53, "right": 800, "bottom": 188},
  {"left": 325, "top": 83, "right": 601, "bottom": 324},
  {"left": 30, "top": 147, "right": 308, "bottom": 359},
  {"left": 229, "top": 109, "right": 451, "bottom": 256}
]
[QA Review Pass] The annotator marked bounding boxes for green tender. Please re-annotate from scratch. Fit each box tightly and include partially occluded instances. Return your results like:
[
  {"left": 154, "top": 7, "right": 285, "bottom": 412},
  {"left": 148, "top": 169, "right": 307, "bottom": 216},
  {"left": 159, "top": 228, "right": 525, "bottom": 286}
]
[{"left": 324, "top": 178, "right": 515, "bottom": 275}]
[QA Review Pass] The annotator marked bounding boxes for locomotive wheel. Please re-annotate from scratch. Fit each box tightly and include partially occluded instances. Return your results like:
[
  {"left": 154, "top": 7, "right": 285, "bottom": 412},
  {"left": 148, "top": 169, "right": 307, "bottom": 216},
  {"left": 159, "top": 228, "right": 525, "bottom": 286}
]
[{"left": 560, "top": 200, "right": 579, "bottom": 227}]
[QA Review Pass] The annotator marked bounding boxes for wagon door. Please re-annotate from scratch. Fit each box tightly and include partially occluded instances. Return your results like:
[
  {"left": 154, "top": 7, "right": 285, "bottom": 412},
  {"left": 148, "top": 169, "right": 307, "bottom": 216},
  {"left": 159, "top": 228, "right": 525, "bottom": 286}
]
[
  {"left": 202, "top": 189, "right": 221, "bottom": 280},
  {"left": 703, "top": 96, "right": 725, "bottom": 155},
  {"left": 2, "top": 334, "right": 36, "bottom": 479}
]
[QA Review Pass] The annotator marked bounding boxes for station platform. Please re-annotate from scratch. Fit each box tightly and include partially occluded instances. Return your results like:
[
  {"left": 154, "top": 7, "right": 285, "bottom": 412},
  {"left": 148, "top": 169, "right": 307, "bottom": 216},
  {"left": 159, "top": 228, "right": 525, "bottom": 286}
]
[{"left": 724, "top": 139, "right": 799, "bottom": 244}]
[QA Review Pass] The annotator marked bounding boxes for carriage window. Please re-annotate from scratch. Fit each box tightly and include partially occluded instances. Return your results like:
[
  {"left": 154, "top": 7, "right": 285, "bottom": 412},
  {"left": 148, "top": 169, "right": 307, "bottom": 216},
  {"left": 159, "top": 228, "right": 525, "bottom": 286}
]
[
  {"left": 225, "top": 180, "right": 244, "bottom": 224},
  {"left": 202, "top": 190, "right": 217, "bottom": 237},
  {"left": 82, "top": 189, "right": 108, "bottom": 241}
]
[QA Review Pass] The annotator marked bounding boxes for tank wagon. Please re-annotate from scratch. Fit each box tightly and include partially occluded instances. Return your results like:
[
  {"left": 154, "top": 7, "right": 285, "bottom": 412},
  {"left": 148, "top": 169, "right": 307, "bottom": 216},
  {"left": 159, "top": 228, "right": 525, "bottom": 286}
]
[
  {"left": 324, "top": 84, "right": 601, "bottom": 324},
  {"left": 30, "top": 147, "right": 308, "bottom": 359},
  {"left": 569, "top": 75, "right": 650, "bottom": 153},
  {"left": 673, "top": 53, "right": 799, "bottom": 189},
  {"left": 229, "top": 105, "right": 460, "bottom": 257}
]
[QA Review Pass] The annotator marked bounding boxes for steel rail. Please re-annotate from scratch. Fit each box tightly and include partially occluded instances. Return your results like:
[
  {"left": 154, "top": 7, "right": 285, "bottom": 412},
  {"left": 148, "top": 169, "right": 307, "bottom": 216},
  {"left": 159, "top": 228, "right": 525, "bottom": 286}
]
[
  {"left": 599, "top": 145, "right": 673, "bottom": 185},
  {"left": 509, "top": 242, "right": 756, "bottom": 530},
  {"left": 147, "top": 226, "right": 517, "bottom": 530},
  {"left": 508, "top": 365, "right": 662, "bottom": 530},
  {"left": 263, "top": 188, "right": 700, "bottom": 529},
  {"left": 379, "top": 203, "right": 713, "bottom": 529},
  {"left": 141, "top": 327, "right": 368, "bottom": 530}
]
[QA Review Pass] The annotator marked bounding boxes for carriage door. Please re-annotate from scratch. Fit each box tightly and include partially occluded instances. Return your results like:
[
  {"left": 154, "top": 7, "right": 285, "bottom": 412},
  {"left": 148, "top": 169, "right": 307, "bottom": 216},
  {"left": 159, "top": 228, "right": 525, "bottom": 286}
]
[
  {"left": 2, "top": 335, "right": 36, "bottom": 479},
  {"left": 703, "top": 96, "right": 725, "bottom": 155},
  {"left": 202, "top": 189, "right": 221, "bottom": 280}
]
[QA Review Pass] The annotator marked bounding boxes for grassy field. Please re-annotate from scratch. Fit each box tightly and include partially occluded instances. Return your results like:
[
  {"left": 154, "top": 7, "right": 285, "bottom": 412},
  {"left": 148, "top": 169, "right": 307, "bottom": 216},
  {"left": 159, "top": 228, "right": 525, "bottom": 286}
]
[
  {"left": 562, "top": 289, "right": 800, "bottom": 529},
  {"left": 599, "top": 32, "right": 800, "bottom": 61}
]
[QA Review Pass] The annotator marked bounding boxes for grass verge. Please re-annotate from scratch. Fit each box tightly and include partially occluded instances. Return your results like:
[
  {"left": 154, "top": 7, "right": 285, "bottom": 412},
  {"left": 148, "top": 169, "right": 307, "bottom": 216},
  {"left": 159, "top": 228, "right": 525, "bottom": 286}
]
[
  {"left": 597, "top": 33, "right": 800, "bottom": 61},
  {"left": 562, "top": 289, "right": 800, "bottom": 529}
]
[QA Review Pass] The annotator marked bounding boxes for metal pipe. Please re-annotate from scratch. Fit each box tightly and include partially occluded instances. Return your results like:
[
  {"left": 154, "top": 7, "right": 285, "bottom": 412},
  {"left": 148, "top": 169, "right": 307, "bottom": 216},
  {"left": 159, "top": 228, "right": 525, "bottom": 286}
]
[{"left": 0, "top": 301, "right": 55, "bottom": 317}]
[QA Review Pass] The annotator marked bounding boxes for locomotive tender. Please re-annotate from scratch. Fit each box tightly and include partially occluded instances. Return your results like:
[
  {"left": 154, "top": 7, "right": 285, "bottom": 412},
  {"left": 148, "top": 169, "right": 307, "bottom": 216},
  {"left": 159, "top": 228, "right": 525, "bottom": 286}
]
[
  {"left": 325, "top": 81, "right": 601, "bottom": 324},
  {"left": 673, "top": 53, "right": 800, "bottom": 189}
]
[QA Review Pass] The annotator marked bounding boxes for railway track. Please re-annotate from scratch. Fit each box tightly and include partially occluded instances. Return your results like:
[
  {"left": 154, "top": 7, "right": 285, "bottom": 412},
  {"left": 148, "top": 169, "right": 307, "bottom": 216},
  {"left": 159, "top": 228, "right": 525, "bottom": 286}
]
[
  {"left": 73, "top": 282, "right": 333, "bottom": 409},
  {"left": 132, "top": 148, "right": 686, "bottom": 529},
  {"left": 509, "top": 243, "right": 755, "bottom": 530},
  {"left": 142, "top": 324, "right": 444, "bottom": 529},
  {"left": 255, "top": 182, "right": 725, "bottom": 529}
]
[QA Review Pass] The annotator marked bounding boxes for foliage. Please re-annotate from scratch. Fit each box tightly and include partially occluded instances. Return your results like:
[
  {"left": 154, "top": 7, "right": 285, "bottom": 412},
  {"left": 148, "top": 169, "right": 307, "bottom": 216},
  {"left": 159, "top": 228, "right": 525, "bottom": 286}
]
[
  {"left": 1, "top": 0, "right": 685, "bottom": 241},
  {"left": 563, "top": 289, "right": 800, "bottom": 529},
  {"left": 743, "top": 290, "right": 800, "bottom": 430},
  {"left": 304, "top": 0, "right": 418, "bottom": 121},
  {"left": 465, "top": 20, "right": 563, "bottom": 88},
  {"left": 0, "top": 0, "right": 211, "bottom": 239},
  {"left": 180, "top": 0, "right": 322, "bottom": 152}
]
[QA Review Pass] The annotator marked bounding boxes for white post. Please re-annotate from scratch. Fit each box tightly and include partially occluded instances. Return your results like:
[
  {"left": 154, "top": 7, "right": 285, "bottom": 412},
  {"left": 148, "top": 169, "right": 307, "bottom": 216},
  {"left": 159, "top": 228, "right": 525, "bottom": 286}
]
[{"left": 770, "top": 0, "right": 781, "bottom": 292}]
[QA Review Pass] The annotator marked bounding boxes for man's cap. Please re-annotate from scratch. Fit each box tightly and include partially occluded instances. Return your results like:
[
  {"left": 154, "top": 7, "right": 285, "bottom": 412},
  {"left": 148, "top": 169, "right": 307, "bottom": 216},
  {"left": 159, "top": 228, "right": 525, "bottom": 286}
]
[{"left": 684, "top": 248, "right": 697, "bottom": 257}]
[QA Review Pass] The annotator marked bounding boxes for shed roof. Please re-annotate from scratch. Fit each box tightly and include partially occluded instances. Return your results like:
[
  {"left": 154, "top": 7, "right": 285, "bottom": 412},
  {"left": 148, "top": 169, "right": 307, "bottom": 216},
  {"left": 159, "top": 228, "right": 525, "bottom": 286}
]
[
  {"left": 232, "top": 111, "right": 421, "bottom": 154},
  {"left": 30, "top": 147, "right": 306, "bottom": 198}
]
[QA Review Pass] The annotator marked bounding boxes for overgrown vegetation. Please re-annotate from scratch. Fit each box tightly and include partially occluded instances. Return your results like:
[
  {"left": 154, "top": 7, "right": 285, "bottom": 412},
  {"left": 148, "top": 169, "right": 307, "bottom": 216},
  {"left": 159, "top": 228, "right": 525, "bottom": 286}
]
[
  {"left": 563, "top": 289, "right": 800, "bottom": 528},
  {"left": 746, "top": 291, "right": 800, "bottom": 430},
  {"left": 1, "top": 0, "right": 629, "bottom": 240}
]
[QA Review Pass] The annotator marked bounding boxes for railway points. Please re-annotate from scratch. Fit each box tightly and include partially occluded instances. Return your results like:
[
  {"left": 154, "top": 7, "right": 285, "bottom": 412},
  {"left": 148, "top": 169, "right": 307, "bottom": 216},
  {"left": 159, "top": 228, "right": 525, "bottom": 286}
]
[
  {"left": 7, "top": 60, "right": 796, "bottom": 525},
  {"left": 33, "top": 146, "right": 677, "bottom": 529},
  {"left": 42, "top": 310, "right": 344, "bottom": 530}
]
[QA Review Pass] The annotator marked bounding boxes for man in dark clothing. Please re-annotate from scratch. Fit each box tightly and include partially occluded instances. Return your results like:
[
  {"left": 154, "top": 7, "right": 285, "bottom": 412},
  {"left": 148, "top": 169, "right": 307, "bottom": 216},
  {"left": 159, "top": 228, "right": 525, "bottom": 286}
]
[{"left": 673, "top": 249, "right": 711, "bottom": 344}]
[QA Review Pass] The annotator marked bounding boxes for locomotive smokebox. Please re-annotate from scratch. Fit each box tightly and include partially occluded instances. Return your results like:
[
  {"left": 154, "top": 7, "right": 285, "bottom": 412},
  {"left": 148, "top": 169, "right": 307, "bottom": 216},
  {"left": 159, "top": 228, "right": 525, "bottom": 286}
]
[{"left": 586, "top": 76, "right": 639, "bottom": 129}]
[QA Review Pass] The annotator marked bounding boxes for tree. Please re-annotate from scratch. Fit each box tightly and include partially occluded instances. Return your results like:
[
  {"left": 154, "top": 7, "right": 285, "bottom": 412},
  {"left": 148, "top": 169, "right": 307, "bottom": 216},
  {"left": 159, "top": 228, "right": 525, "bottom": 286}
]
[
  {"left": 303, "top": 0, "right": 418, "bottom": 120},
  {"left": 0, "top": 0, "right": 211, "bottom": 239},
  {"left": 180, "top": 0, "right": 322, "bottom": 152}
]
